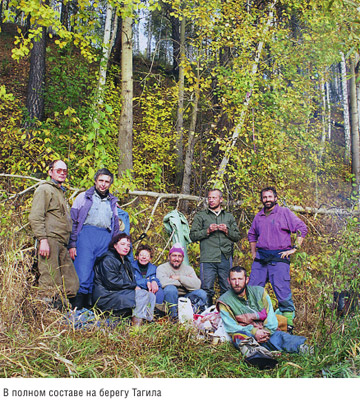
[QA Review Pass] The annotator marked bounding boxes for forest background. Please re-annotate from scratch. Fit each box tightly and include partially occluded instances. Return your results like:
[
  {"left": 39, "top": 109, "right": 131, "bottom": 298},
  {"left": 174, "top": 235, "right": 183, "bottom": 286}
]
[{"left": 0, "top": 0, "right": 360, "bottom": 379}]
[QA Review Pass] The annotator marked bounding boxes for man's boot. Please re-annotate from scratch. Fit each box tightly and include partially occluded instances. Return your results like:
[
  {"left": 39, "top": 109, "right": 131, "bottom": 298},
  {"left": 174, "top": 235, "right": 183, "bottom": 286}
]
[{"left": 83, "top": 293, "right": 93, "bottom": 309}]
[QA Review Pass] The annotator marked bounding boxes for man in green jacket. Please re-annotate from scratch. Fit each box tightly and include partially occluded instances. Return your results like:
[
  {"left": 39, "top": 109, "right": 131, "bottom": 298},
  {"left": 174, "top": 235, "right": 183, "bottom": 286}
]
[
  {"left": 190, "top": 189, "right": 240, "bottom": 307},
  {"left": 29, "top": 160, "right": 79, "bottom": 304}
]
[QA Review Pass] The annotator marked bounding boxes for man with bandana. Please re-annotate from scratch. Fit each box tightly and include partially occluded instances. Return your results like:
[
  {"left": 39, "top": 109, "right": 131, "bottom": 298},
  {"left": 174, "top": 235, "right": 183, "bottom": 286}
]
[
  {"left": 248, "top": 186, "right": 308, "bottom": 333},
  {"left": 69, "top": 168, "right": 119, "bottom": 309}
]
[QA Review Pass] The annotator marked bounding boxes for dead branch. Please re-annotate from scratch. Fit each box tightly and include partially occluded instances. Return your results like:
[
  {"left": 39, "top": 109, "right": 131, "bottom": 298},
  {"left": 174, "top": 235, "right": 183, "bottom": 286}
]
[
  {"left": 1, "top": 174, "right": 358, "bottom": 217},
  {"left": 128, "top": 190, "right": 203, "bottom": 202},
  {"left": 286, "top": 204, "right": 360, "bottom": 216}
]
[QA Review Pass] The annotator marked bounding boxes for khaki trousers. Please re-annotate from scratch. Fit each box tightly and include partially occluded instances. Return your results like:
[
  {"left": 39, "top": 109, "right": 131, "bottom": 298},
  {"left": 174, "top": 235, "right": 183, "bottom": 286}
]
[{"left": 37, "top": 237, "right": 79, "bottom": 298}]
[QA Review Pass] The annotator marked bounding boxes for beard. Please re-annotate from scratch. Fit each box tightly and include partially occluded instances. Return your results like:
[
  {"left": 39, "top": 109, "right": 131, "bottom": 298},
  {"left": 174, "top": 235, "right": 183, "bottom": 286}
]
[
  {"left": 232, "top": 285, "right": 246, "bottom": 296},
  {"left": 263, "top": 201, "right": 276, "bottom": 211}
]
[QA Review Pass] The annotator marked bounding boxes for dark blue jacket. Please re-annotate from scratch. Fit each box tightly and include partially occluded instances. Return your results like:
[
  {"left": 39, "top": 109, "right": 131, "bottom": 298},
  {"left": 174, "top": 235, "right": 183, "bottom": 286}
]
[
  {"left": 92, "top": 249, "right": 136, "bottom": 312},
  {"left": 131, "top": 260, "right": 161, "bottom": 290}
]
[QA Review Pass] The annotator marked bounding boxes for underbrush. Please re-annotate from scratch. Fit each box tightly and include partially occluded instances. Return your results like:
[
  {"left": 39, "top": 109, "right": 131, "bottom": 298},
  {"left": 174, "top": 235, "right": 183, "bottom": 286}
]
[{"left": 1, "top": 204, "right": 359, "bottom": 378}]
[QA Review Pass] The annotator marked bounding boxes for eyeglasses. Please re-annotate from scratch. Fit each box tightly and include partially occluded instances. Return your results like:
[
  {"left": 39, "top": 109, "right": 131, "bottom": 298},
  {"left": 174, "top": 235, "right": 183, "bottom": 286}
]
[{"left": 53, "top": 168, "right": 68, "bottom": 174}]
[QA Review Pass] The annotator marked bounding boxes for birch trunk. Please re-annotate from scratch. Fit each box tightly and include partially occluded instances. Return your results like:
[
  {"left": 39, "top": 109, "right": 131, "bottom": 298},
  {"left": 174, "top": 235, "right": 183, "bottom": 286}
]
[
  {"left": 326, "top": 82, "right": 331, "bottom": 140},
  {"left": 175, "top": 15, "right": 185, "bottom": 186},
  {"left": 180, "top": 60, "right": 201, "bottom": 204},
  {"left": 349, "top": 54, "right": 360, "bottom": 197},
  {"left": 340, "top": 52, "right": 351, "bottom": 165},
  {"left": 96, "top": 2, "right": 114, "bottom": 107},
  {"left": 118, "top": 14, "right": 133, "bottom": 174},
  {"left": 319, "top": 78, "right": 326, "bottom": 160},
  {"left": 215, "top": 1, "right": 276, "bottom": 185}
]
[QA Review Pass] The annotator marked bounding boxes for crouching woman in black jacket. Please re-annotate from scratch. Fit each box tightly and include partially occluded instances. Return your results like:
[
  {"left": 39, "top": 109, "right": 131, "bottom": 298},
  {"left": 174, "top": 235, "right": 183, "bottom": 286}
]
[{"left": 92, "top": 233, "right": 155, "bottom": 326}]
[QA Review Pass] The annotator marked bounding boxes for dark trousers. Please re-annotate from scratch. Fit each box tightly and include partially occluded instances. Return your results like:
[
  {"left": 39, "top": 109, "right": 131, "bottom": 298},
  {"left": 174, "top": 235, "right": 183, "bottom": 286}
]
[{"left": 200, "top": 254, "right": 232, "bottom": 306}]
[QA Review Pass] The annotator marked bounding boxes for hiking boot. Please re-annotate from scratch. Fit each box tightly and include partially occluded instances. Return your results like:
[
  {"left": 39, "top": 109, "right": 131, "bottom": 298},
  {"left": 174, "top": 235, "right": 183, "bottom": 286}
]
[
  {"left": 245, "top": 353, "right": 278, "bottom": 370},
  {"left": 69, "top": 293, "right": 87, "bottom": 310}
]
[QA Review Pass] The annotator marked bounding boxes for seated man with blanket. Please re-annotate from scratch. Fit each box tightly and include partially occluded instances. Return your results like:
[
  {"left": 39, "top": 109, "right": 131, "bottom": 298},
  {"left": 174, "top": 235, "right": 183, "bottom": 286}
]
[{"left": 217, "top": 266, "right": 309, "bottom": 369}]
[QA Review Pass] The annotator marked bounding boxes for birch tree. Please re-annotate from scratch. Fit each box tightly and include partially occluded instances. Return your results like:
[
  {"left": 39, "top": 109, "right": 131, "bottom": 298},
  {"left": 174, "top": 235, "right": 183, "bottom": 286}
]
[
  {"left": 214, "top": 1, "right": 276, "bottom": 186},
  {"left": 180, "top": 58, "right": 201, "bottom": 202},
  {"left": 96, "top": 1, "right": 116, "bottom": 107},
  {"left": 349, "top": 53, "right": 360, "bottom": 197},
  {"left": 117, "top": 7, "right": 133, "bottom": 174},
  {"left": 175, "top": 15, "right": 185, "bottom": 186},
  {"left": 341, "top": 52, "right": 352, "bottom": 165}
]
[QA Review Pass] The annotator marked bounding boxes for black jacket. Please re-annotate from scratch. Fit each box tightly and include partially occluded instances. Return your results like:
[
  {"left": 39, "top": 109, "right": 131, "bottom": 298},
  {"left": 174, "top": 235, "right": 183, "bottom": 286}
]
[{"left": 92, "top": 249, "right": 136, "bottom": 312}]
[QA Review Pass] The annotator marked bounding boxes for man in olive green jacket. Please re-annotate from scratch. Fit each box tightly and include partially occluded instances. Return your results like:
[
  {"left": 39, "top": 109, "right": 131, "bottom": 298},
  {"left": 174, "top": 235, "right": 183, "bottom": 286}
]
[
  {"left": 29, "top": 160, "right": 79, "bottom": 302},
  {"left": 190, "top": 189, "right": 240, "bottom": 306}
]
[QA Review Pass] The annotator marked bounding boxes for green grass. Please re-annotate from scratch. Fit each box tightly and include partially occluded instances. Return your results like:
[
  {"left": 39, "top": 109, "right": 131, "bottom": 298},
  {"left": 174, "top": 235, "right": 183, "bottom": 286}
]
[
  {"left": 0, "top": 221, "right": 359, "bottom": 379},
  {"left": 1, "top": 303, "right": 360, "bottom": 378}
]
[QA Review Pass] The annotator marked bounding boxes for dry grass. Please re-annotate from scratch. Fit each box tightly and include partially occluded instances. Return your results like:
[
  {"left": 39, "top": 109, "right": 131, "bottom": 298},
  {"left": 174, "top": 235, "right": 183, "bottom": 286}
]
[{"left": 0, "top": 202, "right": 360, "bottom": 378}]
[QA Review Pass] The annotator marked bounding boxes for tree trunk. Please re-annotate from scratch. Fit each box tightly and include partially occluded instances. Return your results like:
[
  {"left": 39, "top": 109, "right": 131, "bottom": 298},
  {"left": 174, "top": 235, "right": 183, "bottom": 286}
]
[
  {"left": 319, "top": 78, "right": 326, "bottom": 160},
  {"left": 96, "top": 2, "right": 114, "bottom": 106},
  {"left": 340, "top": 52, "right": 351, "bottom": 165},
  {"left": 60, "top": 0, "right": 69, "bottom": 30},
  {"left": 146, "top": 12, "right": 152, "bottom": 59},
  {"left": 0, "top": 0, "right": 3, "bottom": 26},
  {"left": 111, "top": 15, "right": 122, "bottom": 86},
  {"left": 175, "top": 15, "right": 185, "bottom": 186},
  {"left": 349, "top": 53, "right": 360, "bottom": 197},
  {"left": 25, "top": 22, "right": 46, "bottom": 126},
  {"left": 117, "top": 14, "right": 133, "bottom": 175},
  {"left": 180, "top": 61, "right": 201, "bottom": 211},
  {"left": 170, "top": 13, "right": 180, "bottom": 77},
  {"left": 326, "top": 82, "right": 331, "bottom": 140}
]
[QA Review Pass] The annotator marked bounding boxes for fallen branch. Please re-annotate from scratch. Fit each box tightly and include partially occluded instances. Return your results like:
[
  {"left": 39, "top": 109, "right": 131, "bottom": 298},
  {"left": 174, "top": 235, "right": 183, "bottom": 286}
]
[
  {"left": 1, "top": 174, "right": 358, "bottom": 216},
  {"left": 127, "top": 190, "right": 202, "bottom": 202},
  {"left": 286, "top": 204, "right": 359, "bottom": 216}
]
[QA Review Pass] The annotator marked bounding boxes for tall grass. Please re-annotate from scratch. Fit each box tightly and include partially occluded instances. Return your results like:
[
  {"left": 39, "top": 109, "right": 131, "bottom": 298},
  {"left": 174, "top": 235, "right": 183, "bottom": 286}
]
[{"left": 1, "top": 219, "right": 360, "bottom": 378}]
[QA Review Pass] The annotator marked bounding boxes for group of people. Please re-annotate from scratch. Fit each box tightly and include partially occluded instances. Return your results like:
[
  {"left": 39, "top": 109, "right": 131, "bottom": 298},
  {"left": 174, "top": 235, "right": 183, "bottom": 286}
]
[{"left": 29, "top": 159, "right": 310, "bottom": 363}]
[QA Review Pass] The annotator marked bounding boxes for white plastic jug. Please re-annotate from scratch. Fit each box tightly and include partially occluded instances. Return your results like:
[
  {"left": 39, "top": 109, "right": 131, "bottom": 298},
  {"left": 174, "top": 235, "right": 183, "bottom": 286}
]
[{"left": 178, "top": 297, "right": 193, "bottom": 324}]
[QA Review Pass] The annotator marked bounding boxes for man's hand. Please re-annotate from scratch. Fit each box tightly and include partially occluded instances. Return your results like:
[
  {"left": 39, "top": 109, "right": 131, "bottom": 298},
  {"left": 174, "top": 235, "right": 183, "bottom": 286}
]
[
  {"left": 249, "top": 242, "right": 257, "bottom": 261},
  {"left": 254, "top": 328, "right": 270, "bottom": 343},
  {"left": 207, "top": 223, "right": 219, "bottom": 234},
  {"left": 39, "top": 239, "right": 50, "bottom": 258},
  {"left": 218, "top": 223, "right": 228, "bottom": 235},
  {"left": 279, "top": 248, "right": 296, "bottom": 259},
  {"left": 69, "top": 247, "right": 77, "bottom": 261},
  {"left": 170, "top": 274, "right": 180, "bottom": 280}
]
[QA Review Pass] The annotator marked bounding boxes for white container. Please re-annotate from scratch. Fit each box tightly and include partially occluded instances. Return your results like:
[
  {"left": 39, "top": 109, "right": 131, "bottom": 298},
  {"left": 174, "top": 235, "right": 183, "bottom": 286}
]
[{"left": 178, "top": 297, "right": 193, "bottom": 324}]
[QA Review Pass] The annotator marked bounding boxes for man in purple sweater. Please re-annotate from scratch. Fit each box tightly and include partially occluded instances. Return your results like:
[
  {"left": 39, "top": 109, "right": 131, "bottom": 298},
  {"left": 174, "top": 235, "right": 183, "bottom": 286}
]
[{"left": 248, "top": 186, "right": 308, "bottom": 332}]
